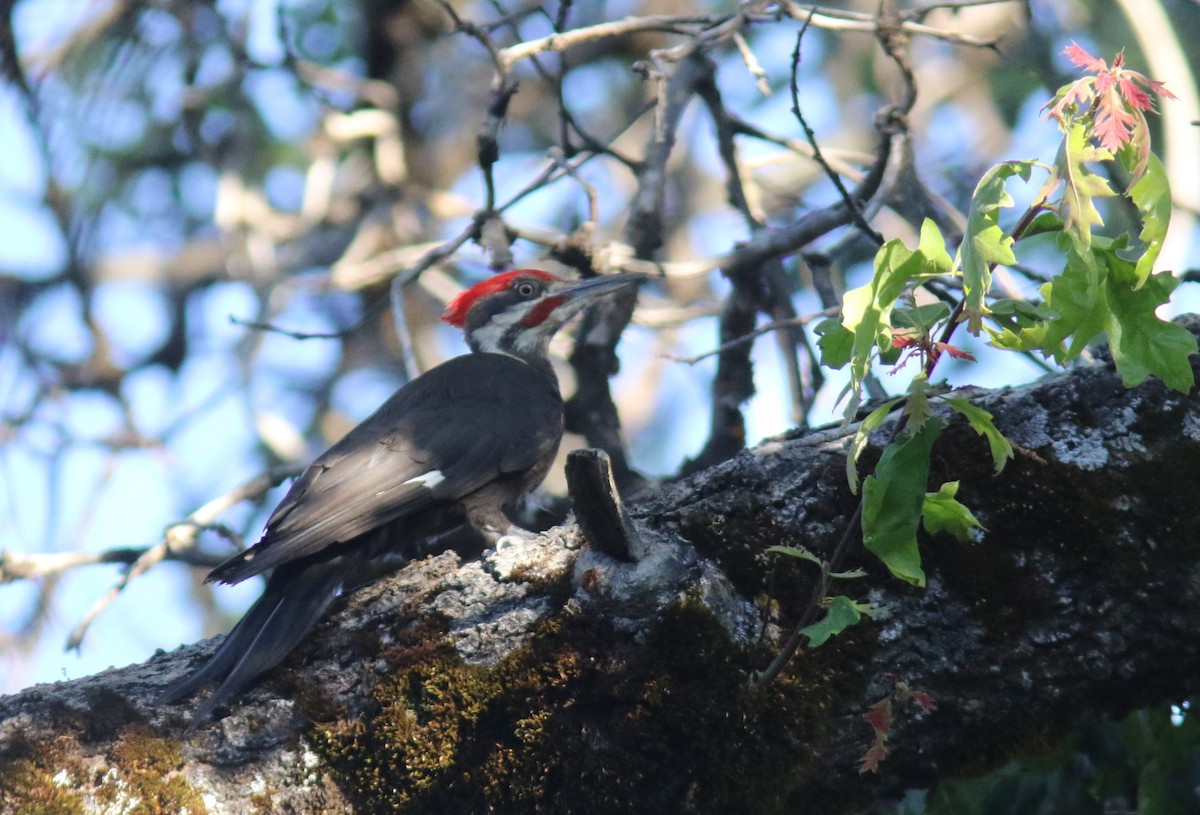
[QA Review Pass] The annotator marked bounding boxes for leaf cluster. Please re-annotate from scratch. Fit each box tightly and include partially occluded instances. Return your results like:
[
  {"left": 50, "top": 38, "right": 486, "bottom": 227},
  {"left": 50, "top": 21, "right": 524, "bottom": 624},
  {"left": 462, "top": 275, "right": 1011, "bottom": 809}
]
[{"left": 775, "top": 46, "right": 1191, "bottom": 653}]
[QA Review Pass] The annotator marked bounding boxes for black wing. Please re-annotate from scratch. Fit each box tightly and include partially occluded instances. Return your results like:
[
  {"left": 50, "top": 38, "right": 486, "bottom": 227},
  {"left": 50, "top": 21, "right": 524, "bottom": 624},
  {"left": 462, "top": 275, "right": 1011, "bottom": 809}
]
[{"left": 207, "top": 353, "right": 562, "bottom": 584}]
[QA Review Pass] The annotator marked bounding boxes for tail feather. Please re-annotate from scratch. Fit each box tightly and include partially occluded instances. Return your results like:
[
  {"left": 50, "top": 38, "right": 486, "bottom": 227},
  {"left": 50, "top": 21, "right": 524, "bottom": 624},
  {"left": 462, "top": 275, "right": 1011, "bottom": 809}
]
[{"left": 158, "top": 560, "right": 346, "bottom": 730}]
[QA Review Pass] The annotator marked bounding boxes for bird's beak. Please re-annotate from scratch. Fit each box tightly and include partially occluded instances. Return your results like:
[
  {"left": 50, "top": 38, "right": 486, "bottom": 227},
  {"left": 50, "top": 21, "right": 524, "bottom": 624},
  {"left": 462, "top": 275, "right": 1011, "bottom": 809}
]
[
  {"left": 522, "top": 273, "right": 648, "bottom": 333},
  {"left": 550, "top": 273, "right": 648, "bottom": 304}
]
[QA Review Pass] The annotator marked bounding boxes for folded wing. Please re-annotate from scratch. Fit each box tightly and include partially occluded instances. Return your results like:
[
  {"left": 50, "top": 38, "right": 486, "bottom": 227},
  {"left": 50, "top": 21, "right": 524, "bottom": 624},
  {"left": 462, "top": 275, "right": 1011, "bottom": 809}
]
[{"left": 207, "top": 353, "right": 562, "bottom": 584}]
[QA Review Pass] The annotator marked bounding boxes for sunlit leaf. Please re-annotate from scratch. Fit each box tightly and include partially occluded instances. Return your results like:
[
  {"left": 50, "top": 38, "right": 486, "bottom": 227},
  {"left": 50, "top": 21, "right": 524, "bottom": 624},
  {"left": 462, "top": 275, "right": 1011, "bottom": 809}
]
[
  {"left": 829, "top": 568, "right": 869, "bottom": 580},
  {"left": 1126, "top": 152, "right": 1171, "bottom": 289},
  {"left": 1104, "top": 254, "right": 1197, "bottom": 392},
  {"left": 958, "top": 163, "right": 1030, "bottom": 335},
  {"left": 916, "top": 217, "right": 954, "bottom": 276},
  {"left": 838, "top": 220, "right": 953, "bottom": 422},
  {"left": 815, "top": 318, "right": 854, "bottom": 369},
  {"left": 1040, "top": 235, "right": 1109, "bottom": 363},
  {"left": 986, "top": 299, "right": 1049, "bottom": 353},
  {"left": 893, "top": 302, "right": 952, "bottom": 332},
  {"left": 1043, "top": 122, "right": 1115, "bottom": 251},
  {"left": 847, "top": 398, "right": 902, "bottom": 494},
  {"left": 922, "top": 481, "right": 984, "bottom": 541}
]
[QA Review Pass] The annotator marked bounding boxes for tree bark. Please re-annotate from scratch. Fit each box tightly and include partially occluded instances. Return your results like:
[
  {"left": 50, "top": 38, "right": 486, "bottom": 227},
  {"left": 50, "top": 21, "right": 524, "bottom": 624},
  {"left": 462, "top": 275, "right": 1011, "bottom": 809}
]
[{"left": 3, "top": 319, "right": 1200, "bottom": 815}]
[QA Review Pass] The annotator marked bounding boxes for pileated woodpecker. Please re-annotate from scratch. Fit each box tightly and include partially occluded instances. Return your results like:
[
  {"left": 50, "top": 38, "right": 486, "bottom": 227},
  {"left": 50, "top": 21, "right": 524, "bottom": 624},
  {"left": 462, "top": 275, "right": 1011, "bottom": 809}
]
[{"left": 160, "top": 269, "right": 644, "bottom": 726}]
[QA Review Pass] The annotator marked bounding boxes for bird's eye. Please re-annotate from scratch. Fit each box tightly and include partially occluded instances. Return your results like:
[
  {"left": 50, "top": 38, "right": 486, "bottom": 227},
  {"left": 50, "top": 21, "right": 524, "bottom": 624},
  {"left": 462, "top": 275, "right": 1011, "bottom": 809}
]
[{"left": 515, "top": 281, "right": 538, "bottom": 298}]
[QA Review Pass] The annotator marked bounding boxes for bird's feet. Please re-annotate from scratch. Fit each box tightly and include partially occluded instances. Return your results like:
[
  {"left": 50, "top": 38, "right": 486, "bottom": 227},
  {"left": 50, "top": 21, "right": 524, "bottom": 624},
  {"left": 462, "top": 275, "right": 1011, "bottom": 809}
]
[{"left": 485, "top": 524, "right": 536, "bottom": 549}]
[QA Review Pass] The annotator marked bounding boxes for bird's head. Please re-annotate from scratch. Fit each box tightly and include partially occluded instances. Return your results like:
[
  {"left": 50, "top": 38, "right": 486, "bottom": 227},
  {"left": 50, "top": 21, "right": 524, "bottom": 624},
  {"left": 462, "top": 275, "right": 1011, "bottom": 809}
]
[{"left": 441, "top": 270, "right": 645, "bottom": 361}]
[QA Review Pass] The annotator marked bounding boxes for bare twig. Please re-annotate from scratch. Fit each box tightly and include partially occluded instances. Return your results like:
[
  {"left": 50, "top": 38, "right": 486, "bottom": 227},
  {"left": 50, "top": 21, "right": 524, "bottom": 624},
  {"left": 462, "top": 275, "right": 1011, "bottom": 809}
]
[
  {"left": 790, "top": 19, "right": 885, "bottom": 248},
  {"left": 695, "top": 52, "right": 813, "bottom": 447},
  {"left": 565, "top": 53, "right": 716, "bottom": 492},
  {"left": 663, "top": 308, "right": 840, "bottom": 366},
  {"left": 1, "top": 543, "right": 227, "bottom": 583},
  {"left": 732, "top": 31, "right": 772, "bottom": 96},
  {"left": 228, "top": 315, "right": 361, "bottom": 341},
  {"left": 64, "top": 463, "right": 304, "bottom": 651},
  {"left": 777, "top": 2, "right": 1006, "bottom": 49},
  {"left": 498, "top": 15, "right": 724, "bottom": 68}
]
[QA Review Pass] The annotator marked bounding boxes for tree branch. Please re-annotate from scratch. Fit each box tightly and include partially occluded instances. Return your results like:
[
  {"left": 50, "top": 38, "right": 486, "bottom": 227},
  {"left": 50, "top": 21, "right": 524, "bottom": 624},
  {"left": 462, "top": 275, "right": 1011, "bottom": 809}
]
[{"left": 4, "top": 320, "right": 1199, "bottom": 813}]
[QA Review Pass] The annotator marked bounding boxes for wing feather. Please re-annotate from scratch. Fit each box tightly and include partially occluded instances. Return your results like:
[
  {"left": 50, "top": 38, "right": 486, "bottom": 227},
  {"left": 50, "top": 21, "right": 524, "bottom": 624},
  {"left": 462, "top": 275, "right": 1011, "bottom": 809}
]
[{"left": 208, "top": 354, "right": 562, "bottom": 584}]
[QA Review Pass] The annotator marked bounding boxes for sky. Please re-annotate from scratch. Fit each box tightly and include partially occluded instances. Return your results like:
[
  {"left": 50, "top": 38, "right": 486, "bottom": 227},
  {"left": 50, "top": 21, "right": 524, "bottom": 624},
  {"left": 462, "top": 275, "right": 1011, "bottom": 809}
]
[{"left": 2, "top": 0, "right": 1200, "bottom": 697}]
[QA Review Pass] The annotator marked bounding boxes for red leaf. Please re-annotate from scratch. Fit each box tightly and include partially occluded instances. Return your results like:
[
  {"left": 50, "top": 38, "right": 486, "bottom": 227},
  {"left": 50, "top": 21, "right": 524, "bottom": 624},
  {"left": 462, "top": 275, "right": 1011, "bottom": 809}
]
[
  {"left": 1094, "top": 85, "right": 1137, "bottom": 151},
  {"left": 1045, "top": 78, "right": 1093, "bottom": 123},
  {"left": 937, "top": 343, "right": 977, "bottom": 363},
  {"left": 1063, "top": 42, "right": 1106, "bottom": 72},
  {"left": 911, "top": 691, "right": 937, "bottom": 711},
  {"left": 1047, "top": 45, "right": 1174, "bottom": 154},
  {"left": 864, "top": 699, "right": 894, "bottom": 734},
  {"left": 1117, "top": 76, "right": 1154, "bottom": 111},
  {"left": 858, "top": 740, "right": 889, "bottom": 774},
  {"left": 1146, "top": 77, "right": 1178, "bottom": 101}
]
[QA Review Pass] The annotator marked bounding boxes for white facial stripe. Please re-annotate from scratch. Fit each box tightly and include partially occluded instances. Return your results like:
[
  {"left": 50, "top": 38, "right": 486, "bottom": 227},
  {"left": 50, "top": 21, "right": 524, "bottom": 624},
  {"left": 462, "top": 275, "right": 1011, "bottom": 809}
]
[
  {"left": 470, "top": 319, "right": 511, "bottom": 354},
  {"left": 468, "top": 298, "right": 586, "bottom": 357},
  {"left": 514, "top": 320, "right": 556, "bottom": 354}
]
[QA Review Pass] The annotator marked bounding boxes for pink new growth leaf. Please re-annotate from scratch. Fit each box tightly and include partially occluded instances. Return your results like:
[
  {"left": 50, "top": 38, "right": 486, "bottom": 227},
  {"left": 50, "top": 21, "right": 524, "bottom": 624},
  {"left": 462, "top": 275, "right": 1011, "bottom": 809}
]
[
  {"left": 1117, "top": 76, "right": 1154, "bottom": 111},
  {"left": 1043, "top": 43, "right": 1174, "bottom": 181},
  {"left": 1094, "top": 83, "right": 1137, "bottom": 152},
  {"left": 1064, "top": 41, "right": 1107, "bottom": 72}
]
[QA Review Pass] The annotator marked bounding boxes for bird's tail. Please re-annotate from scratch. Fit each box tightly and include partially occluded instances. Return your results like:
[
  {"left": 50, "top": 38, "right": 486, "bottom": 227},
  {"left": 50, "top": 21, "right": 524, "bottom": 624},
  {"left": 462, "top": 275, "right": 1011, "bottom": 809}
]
[{"left": 157, "top": 559, "right": 345, "bottom": 731}]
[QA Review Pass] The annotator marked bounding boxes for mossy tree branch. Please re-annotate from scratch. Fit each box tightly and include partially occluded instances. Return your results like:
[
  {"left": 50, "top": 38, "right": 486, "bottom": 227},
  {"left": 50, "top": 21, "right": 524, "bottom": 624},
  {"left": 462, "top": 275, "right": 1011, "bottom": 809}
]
[{"left": 3, "top": 319, "right": 1200, "bottom": 814}]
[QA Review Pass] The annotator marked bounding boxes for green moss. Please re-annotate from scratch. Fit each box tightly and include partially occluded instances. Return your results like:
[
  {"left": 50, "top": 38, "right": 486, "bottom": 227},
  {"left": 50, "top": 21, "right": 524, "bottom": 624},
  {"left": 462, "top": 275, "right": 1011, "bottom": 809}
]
[
  {"left": 0, "top": 721, "right": 208, "bottom": 815},
  {"left": 311, "top": 600, "right": 858, "bottom": 814},
  {"left": 0, "top": 731, "right": 87, "bottom": 815},
  {"left": 105, "top": 725, "right": 208, "bottom": 815},
  {"left": 679, "top": 506, "right": 806, "bottom": 602}
]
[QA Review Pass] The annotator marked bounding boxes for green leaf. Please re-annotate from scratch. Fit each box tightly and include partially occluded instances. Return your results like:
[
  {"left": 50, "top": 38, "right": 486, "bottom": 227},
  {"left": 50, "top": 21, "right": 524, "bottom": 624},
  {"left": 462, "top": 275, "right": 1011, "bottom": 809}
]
[
  {"left": 838, "top": 220, "right": 952, "bottom": 422},
  {"left": 1021, "top": 210, "right": 1065, "bottom": 238},
  {"left": 1126, "top": 152, "right": 1171, "bottom": 289},
  {"left": 1038, "top": 122, "right": 1115, "bottom": 251},
  {"left": 893, "top": 302, "right": 952, "bottom": 332},
  {"left": 988, "top": 298, "right": 1046, "bottom": 321},
  {"left": 922, "top": 481, "right": 984, "bottom": 541},
  {"left": 799, "top": 595, "right": 875, "bottom": 648},
  {"left": 904, "top": 372, "right": 933, "bottom": 431},
  {"left": 840, "top": 249, "right": 907, "bottom": 422},
  {"left": 1039, "top": 235, "right": 1109, "bottom": 363},
  {"left": 829, "top": 568, "right": 869, "bottom": 580},
  {"left": 985, "top": 298, "right": 1050, "bottom": 353},
  {"left": 943, "top": 397, "right": 1014, "bottom": 474},
  {"left": 764, "top": 545, "right": 822, "bottom": 567},
  {"left": 916, "top": 217, "right": 955, "bottom": 276},
  {"left": 861, "top": 418, "right": 941, "bottom": 587},
  {"left": 1104, "top": 254, "right": 1197, "bottom": 392},
  {"left": 847, "top": 398, "right": 902, "bottom": 494},
  {"left": 986, "top": 322, "right": 1044, "bottom": 354},
  {"left": 815, "top": 318, "right": 854, "bottom": 369},
  {"left": 958, "top": 162, "right": 1031, "bottom": 335}
]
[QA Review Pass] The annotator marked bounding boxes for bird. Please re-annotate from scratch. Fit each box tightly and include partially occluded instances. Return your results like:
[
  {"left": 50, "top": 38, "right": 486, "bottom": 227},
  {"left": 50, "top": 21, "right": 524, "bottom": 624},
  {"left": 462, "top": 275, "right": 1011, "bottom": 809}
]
[{"left": 158, "top": 269, "right": 645, "bottom": 727}]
